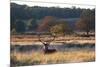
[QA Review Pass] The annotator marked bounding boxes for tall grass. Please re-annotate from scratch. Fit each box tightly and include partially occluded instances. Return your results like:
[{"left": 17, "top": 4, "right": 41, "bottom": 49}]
[{"left": 11, "top": 50, "right": 95, "bottom": 66}]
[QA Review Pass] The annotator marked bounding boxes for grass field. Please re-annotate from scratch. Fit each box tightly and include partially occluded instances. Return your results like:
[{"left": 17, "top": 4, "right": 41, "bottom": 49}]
[
  {"left": 11, "top": 35, "right": 95, "bottom": 45},
  {"left": 10, "top": 35, "right": 95, "bottom": 66},
  {"left": 11, "top": 50, "right": 95, "bottom": 66}
]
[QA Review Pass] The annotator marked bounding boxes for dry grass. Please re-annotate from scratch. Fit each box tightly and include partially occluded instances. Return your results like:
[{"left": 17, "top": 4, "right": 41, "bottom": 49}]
[
  {"left": 11, "top": 35, "right": 95, "bottom": 45},
  {"left": 11, "top": 50, "right": 95, "bottom": 66},
  {"left": 10, "top": 35, "right": 95, "bottom": 66}
]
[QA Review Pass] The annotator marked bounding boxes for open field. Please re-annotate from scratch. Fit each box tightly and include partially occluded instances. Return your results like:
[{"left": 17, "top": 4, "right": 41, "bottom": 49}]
[
  {"left": 10, "top": 35, "right": 95, "bottom": 66},
  {"left": 11, "top": 50, "right": 95, "bottom": 66},
  {"left": 11, "top": 35, "right": 95, "bottom": 45}
]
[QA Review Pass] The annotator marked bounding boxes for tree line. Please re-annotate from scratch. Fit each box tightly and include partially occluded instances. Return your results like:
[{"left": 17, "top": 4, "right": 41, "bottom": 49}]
[{"left": 11, "top": 3, "right": 95, "bottom": 36}]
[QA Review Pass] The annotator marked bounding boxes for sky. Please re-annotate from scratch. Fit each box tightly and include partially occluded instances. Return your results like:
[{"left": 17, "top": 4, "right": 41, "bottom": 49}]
[{"left": 11, "top": 0, "right": 96, "bottom": 9}]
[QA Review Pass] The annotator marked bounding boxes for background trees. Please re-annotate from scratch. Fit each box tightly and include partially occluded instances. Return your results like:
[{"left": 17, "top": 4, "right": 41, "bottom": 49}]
[
  {"left": 11, "top": 3, "right": 95, "bottom": 35},
  {"left": 27, "top": 19, "right": 38, "bottom": 31},
  {"left": 50, "top": 22, "right": 72, "bottom": 36},
  {"left": 76, "top": 9, "right": 95, "bottom": 35},
  {"left": 50, "top": 23, "right": 66, "bottom": 35},
  {"left": 15, "top": 20, "right": 26, "bottom": 33},
  {"left": 37, "top": 16, "right": 56, "bottom": 32}
]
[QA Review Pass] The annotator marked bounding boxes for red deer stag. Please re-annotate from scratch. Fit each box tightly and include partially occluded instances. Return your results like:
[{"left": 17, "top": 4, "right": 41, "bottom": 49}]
[{"left": 38, "top": 33, "right": 57, "bottom": 54}]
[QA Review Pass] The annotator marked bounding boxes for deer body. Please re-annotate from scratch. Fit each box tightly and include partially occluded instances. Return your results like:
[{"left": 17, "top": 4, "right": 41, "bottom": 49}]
[{"left": 43, "top": 43, "right": 56, "bottom": 54}]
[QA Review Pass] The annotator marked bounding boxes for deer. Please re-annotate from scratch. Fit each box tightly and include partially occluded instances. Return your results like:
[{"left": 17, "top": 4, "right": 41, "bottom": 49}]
[
  {"left": 38, "top": 33, "right": 57, "bottom": 54},
  {"left": 42, "top": 42, "right": 56, "bottom": 54}
]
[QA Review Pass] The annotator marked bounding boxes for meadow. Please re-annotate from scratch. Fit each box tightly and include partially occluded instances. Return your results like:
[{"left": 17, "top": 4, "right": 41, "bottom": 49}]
[
  {"left": 10, "top": 35, "right": 95, "bottom": 66},
  {"left": 11, "top": 35, "right": 95, "bottom": 45},
  {"left": 11, "top": 50, "right": 95, "bottom": 66}
]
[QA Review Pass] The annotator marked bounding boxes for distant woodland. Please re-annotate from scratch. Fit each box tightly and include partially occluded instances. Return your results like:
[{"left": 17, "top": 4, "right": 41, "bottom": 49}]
[{"left": 11, "top": 3, "right": 95, "bottom": 35}]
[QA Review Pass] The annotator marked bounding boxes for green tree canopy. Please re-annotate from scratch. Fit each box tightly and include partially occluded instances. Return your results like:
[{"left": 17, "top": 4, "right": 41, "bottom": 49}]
[
  {"left": 15, "top": 20, "right": 26, "bottom": 33},
  {"left": 27, "top": 19, "right": 38, "bottom": 31},
  {"left": 50, "top": 22, "right": 71, "bottom": 36}
]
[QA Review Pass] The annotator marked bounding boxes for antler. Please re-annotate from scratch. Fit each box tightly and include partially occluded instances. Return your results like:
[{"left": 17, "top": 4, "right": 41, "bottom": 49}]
[
  {"left": 37, "top": 32, "right": 55, "bottom": 45},
  {"left": 37, "top": 33, "right": 45, "bottom": 45},
  {"left": 47, "top": 34, "right": 55, "bottom": 44}
]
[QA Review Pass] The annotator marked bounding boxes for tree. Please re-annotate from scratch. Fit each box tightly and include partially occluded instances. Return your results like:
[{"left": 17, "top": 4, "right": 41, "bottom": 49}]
[
  {"left": 50, "top": 22, "right": 71, "bottom": 36},
  {"left": 37, "top": 16, "right": 56, "bottom": 32},
  {"left": 27, "top": 19, "right": 38, "bottom": 31},
  {"left": 11, "top": 3, "right": 84, "bottom": 23},
  {"left": 76, "top": 9, "right": 95, "bottom": 35},
  {"left": 15, "top": 20, "right": 26, "bottom": 33}
]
